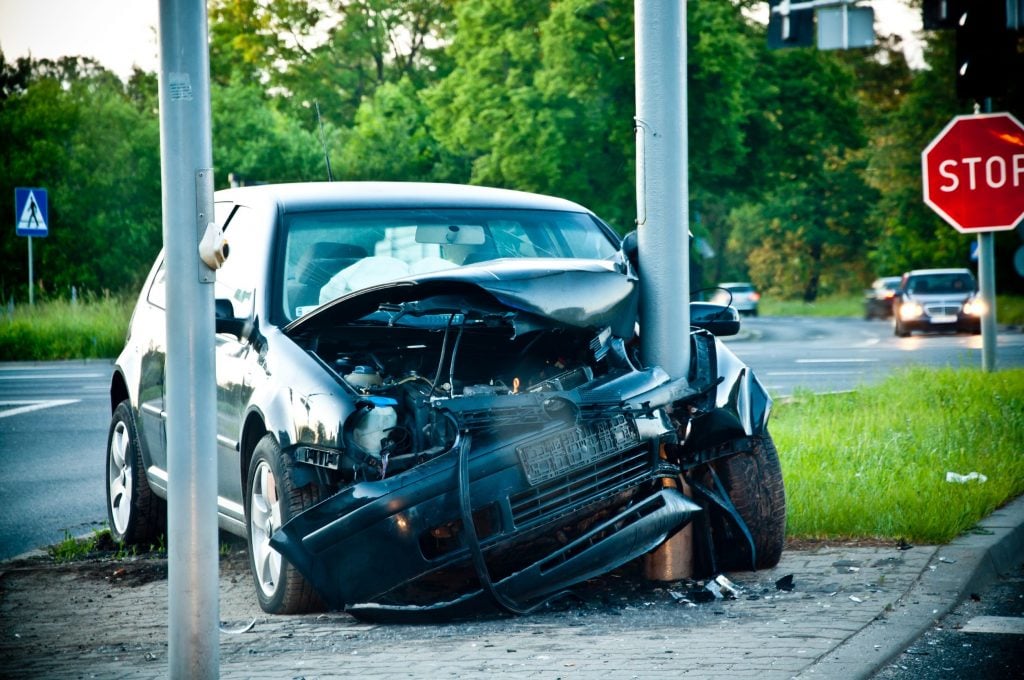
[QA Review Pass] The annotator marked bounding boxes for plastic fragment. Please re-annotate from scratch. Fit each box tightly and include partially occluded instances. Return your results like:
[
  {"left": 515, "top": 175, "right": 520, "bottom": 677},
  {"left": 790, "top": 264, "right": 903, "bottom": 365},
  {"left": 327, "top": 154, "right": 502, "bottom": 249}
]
[
  {"left": 705, "top": 580, "right": 724, "bottom": 600},
  {"left": 219, "top": 617, "right": 257, "bottom": 635},
  {"left": 714, "top": 574, "right": 742, "bottom": 598},
  {"left": 775, "top": 574, "right": 795, "bottom": 591},
  {"left": 849, "top": 595, "right": 863, "bottom": 603},
  {"left": 945, "top": 471, "right": 988, "bottom": 484},
  {"left": 938, "top": 556, "right": 956, "bottom": 564}
]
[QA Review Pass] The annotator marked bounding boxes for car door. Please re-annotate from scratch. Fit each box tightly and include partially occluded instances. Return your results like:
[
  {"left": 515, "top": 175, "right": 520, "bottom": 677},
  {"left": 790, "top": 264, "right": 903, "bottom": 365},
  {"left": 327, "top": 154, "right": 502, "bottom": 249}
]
[
  {"left": 136, "top": 261, "right": 169, "bottom": 480},
  {"left": 211, "top": 203, "right": 265, "bottom": 521}
]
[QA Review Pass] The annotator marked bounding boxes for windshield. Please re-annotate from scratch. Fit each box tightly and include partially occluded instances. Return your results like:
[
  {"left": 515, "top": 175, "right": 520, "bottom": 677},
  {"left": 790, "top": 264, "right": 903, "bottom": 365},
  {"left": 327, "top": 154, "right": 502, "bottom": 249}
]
[
  {"left": 907, "top": 273, "right": 975, "bottom": 295},
  {"left": 278, "top": 207, "right": 618, "bottom": 321}
]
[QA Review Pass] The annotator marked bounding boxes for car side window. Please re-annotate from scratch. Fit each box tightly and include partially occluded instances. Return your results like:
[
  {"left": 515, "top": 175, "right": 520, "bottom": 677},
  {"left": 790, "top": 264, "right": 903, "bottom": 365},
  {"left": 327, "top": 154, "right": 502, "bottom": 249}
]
[
  {"left": 215, "top": 205, "right": 261, "bottom": 319},
  {"left": 146, "top": 261, "right": 167, "bottom": 309}
]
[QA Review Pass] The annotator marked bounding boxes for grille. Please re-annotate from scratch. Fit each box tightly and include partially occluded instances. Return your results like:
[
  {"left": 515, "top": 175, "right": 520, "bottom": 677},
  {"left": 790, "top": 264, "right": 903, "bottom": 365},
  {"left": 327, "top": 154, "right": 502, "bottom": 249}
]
[
  {"left": 925, "top": 303, "right": 960, "bottom": 316},
  {"left": 510, "top": 418, "right": 653, "bottom": 529}
]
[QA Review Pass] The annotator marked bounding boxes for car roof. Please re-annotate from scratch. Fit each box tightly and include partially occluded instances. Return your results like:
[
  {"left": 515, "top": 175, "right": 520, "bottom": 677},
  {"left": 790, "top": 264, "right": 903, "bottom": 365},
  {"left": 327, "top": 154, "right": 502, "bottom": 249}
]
[
  {"left": 215, "top": 181, "right": 592, "bottom": 214},
  {"left": 718, "top": 282, "right": 754, "bottom": 288},
  {"left": 904, "top": 268, "right": 974, "bottom": 277}
]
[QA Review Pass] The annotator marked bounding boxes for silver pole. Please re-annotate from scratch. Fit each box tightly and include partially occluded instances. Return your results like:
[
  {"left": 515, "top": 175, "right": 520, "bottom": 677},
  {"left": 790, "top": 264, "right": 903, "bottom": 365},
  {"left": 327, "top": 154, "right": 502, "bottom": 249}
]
[
  {"left": 635, "top": 0, "right": 690, "bottom": 378},
  {"left": 27, "top": 236, "right": 34, "bottom": 306},
  {"left": 979, "top": 97, "right": 998, "bottom": 372},
  {"left": 978, "top": 232, "right": 997, "bottom": 371},
  {"left": 157, "top": 0, "right": 219, "bottom": 677}
]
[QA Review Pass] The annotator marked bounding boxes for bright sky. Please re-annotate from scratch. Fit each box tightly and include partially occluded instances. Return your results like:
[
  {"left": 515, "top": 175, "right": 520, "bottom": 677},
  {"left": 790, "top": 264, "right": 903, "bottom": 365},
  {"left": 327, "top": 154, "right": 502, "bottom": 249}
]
[{"left": 0, "top": 0, "right": 924, "bottom": 80}]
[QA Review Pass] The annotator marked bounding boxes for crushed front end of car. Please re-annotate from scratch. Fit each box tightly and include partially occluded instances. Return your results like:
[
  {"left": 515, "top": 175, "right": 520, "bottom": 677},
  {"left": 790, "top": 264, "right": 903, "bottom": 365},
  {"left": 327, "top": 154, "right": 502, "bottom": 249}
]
[{"left": 271, "top": 261, "right": 779, "bottom": 620}]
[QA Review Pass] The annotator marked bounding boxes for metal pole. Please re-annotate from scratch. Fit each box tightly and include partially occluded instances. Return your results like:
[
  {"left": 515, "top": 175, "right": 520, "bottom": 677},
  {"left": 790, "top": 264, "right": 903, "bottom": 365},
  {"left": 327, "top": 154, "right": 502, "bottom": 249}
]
[
  {"left": 157, "top": 1, "right": 219, "bottom": 677},
  {"left": 27, "top": 236, "right": 34, "bottom": 306},
  {"left": 979, "top": 97, "right": 998, "bottom": 372},
  {"left": 978, "top": 232, "right": 998, "bottom": 371},
  {"left": 635, "top": 0, "right": 690, "bottom": 379},
  {"left": 636, "top": 0, "right": 692, "bottom": 581}
]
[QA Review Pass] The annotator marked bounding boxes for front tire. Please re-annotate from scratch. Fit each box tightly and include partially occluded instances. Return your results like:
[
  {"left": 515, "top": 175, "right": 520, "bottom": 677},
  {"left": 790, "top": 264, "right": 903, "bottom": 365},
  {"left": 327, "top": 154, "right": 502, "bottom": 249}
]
[
  {"left": 245, "top": 434, "right": 323, "bottom": 614},
  {"left": 709, "top": 434, "right": 786, "bottom": 571},
  {"left": 894, "top": 317, "right": 910, "bottom": 337},
  {"left": 105, "top": 400, "right": 165, "bottom": 545}
]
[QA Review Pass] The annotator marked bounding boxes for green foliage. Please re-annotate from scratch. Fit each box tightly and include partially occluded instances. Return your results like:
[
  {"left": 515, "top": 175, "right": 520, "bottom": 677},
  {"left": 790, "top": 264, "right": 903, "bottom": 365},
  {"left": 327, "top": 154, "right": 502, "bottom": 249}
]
[
  {"left": 0, "top": 58, "right": 162, "bottom": 299},
  {"left": 211, "top": 83, "right": 323, "bottom": 185},
  {"left": 774, "top": 367, "right": 1024, "bottom": 543},
  {"left": 49, "top": 530, "right": 96, "bottom": 562},
  {"left": 0, "top": 294, "right": 133, "bottom": 360},
  {"left": 4, "top": 0, "right": 1022, "bottom": 305}
]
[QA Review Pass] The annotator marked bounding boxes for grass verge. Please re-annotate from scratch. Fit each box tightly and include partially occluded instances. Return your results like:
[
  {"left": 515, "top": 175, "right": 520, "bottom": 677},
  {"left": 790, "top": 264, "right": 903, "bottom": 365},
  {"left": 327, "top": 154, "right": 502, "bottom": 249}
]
[
  {"left": 772, "top": 366, "right": 1024, "bottom": 543},
  {"left": 761, "top": 293, "right": 1024, "bottom": 324},
  {"left": 0, "top": 295, "right": 133, "bottom": 361}
]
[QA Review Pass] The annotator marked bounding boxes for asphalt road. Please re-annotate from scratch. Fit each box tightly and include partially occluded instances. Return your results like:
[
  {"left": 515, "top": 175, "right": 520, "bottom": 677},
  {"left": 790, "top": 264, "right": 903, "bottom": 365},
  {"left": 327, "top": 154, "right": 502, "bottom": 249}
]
[
  {"left": 728, "top": 316, "right": 1024, "bottom": 397},
  {"left": 872, "top": 560, "right": 1024, "bottom": 679},
  {"left": 0, "top": 360, "right": 112, "bottom": 561},
  {"left": 1, "top": 317, "right": 1021, "bottom": 561}
]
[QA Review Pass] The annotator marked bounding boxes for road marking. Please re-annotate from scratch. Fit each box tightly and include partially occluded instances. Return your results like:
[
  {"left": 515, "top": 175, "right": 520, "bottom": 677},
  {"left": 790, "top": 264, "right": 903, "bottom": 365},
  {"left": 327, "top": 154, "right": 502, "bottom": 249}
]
[
  {"left": 0, "top": 399, "right": 80, "bottom": 419},
  {"left": 0, "top": 372, "right": 104, "bottom": 380},
  {"left": 960, "top": 616, "right": 1024, "bottom": 635},
  {"left": 795, "top": 358, "right": 879, "bottom": 363},
  {"left": 770, "top": 372, "right": 864, "bottom": 376}
]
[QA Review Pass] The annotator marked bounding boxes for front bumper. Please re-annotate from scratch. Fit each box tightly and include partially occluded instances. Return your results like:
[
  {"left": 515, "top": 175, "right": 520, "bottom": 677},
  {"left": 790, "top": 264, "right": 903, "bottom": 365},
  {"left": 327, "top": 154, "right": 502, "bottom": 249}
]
[{"left": 270, "top": 413, "right": 699, "bottom": 619}]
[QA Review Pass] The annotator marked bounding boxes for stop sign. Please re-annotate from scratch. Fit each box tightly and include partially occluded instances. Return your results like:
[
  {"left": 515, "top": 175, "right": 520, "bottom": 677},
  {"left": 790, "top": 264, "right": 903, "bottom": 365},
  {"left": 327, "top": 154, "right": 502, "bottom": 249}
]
[{"left": 922, "top": 112, "right": 1024, "bottom": 233}]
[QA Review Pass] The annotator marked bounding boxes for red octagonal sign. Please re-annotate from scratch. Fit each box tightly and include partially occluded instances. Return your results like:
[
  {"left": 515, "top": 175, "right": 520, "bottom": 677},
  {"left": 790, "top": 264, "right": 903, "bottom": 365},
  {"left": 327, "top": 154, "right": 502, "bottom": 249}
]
[{"left": 922, "top": 112, "right": 1024, "bottom": 233}]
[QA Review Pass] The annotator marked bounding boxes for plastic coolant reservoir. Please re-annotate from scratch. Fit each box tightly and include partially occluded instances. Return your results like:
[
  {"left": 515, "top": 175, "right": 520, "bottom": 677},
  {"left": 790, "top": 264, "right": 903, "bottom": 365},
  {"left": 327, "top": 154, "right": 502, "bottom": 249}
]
[
  {"left": 353, "top": 406, "right": 397, "bottom": 454},
  {"left": 345, "top": 365, "right": 382, "bottom": 388}
]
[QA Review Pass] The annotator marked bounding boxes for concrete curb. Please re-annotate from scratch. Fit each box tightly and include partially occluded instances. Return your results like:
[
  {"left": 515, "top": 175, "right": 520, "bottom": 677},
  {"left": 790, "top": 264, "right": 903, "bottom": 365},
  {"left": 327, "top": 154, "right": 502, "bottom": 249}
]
[{"left": 799, "top": 494, "right": 1024, "bottom": 679}]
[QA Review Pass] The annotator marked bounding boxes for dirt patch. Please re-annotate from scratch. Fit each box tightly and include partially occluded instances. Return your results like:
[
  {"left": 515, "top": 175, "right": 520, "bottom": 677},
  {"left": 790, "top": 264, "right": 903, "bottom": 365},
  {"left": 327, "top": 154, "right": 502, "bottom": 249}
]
[{"left": 785, "top": 536, "right": 902, "bottom": 550}]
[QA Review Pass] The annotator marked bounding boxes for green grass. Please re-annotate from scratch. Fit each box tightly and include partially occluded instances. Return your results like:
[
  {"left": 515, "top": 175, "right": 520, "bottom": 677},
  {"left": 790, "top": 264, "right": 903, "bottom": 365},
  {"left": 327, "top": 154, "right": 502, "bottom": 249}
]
[
  {"left": 772, "top": 366, "right": 1024, "bottom": 543},
  {"left": 760, "top": 293, "right": 1024, "bottom": 325},
  {"left": 760, "top": 294, "right": 864, "bottom": 318},
  {"left": 0, "top": 295, "right": 133, "bottom": 361}
]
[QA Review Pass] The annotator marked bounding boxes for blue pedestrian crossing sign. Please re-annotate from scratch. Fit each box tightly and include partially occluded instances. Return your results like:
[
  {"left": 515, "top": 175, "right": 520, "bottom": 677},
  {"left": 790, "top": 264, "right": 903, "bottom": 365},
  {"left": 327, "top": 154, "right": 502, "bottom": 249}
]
[{"left": 15, "top": 187, "right": 49, "bottom": 237}]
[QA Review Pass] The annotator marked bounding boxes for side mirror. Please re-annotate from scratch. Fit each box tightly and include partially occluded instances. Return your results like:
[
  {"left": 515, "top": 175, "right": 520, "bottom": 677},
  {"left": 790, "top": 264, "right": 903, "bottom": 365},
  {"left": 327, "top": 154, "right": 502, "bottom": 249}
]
[
  {"left": 621, "top": 230, "right": 639, "bottom": 271},
  {"left": 215, "top": 298, "right": 249, "bottom": 338},
  {"left": 690, "top": 302, "right": 741, "bottom": 337}
]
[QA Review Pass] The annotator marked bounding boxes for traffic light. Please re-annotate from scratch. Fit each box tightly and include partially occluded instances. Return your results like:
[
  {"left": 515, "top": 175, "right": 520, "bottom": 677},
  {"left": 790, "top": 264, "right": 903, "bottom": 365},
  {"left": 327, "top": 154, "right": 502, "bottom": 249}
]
[
  {"left": 767, "top": 0, "right": 815, "bottom": 49},
  {"left": 922, "top": 0, "right": 962, "bottom": 30},
  {"left": 955, "top": 2, "right": 1017, "bottom": 99}
]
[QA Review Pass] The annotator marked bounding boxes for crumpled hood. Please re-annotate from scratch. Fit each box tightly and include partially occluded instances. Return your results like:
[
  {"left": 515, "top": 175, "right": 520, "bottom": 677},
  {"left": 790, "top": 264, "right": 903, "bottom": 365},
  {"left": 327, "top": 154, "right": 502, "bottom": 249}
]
[{"left": 285, "top": 259, "right": 639, "bottom": 338}]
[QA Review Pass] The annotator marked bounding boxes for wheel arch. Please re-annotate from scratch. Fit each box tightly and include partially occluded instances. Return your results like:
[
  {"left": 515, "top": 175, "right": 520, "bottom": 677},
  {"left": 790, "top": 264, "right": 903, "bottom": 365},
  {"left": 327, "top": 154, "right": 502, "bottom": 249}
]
[
  {"left": 240, "top": 411, "right": 270, "bottom": 496},
  {"left": 109, "top": 369, "right": 130, "bottom": 414}
]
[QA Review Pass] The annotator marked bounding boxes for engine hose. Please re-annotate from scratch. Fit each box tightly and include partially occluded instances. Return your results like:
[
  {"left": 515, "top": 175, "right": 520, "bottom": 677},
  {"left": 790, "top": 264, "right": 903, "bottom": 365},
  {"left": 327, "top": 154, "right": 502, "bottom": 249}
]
[{"left": 455, "top": 431, "right": 570, "bottom": 616}]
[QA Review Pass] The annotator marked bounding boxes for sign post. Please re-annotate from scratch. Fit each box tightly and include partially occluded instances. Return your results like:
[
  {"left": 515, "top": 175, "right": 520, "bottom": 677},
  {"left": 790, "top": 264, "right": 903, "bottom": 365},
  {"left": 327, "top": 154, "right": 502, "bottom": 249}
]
[
  {"left": 921, "top": 112, "right": 1024, "bottom": 371},
  {"left": 14, "top": 187, "right": 49, "bottom": 306}
]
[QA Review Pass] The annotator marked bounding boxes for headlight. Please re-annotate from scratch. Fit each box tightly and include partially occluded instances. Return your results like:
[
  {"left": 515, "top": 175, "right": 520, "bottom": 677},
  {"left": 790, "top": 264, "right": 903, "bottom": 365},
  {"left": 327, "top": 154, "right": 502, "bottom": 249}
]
[
  {"left": 962, "top": 298, "right": 986, "bottom": 317},
  {"left": 899, "top": 301, "right": 924, "bottom": 320}
]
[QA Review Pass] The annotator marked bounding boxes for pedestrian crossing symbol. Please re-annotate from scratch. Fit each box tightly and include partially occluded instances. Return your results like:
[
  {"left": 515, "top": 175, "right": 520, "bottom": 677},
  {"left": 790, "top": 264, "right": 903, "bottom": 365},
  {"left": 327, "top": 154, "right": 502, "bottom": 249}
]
[{"left": 15, "top": 187, "right": 49, "bottom": 237}]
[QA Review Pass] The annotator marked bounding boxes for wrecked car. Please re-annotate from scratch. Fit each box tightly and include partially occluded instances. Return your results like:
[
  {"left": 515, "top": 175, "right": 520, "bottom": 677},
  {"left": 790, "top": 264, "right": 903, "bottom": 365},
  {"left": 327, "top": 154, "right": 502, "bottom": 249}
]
[{"left": 105, "top": 182, "right": 785, "bottom": 620}]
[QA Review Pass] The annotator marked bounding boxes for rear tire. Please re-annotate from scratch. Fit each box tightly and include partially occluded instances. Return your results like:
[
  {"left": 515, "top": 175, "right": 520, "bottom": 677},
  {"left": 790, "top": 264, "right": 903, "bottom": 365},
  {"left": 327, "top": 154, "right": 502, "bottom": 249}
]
[
  {"left": 245, "top": 434, "right": 323, "bottom": 614},
  {"left": 105, "top": 401, "right": 165, "bottom": 545},
  {"left": 710, "top": 433, "right": 786, "bottom": 571}
]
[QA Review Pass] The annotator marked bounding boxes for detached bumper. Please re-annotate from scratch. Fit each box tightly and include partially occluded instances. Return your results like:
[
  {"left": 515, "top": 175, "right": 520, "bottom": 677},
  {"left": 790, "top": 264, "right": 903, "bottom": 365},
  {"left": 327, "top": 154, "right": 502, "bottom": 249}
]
[{"left": 270, "top": 415, "right": 698, "bottom": 619}]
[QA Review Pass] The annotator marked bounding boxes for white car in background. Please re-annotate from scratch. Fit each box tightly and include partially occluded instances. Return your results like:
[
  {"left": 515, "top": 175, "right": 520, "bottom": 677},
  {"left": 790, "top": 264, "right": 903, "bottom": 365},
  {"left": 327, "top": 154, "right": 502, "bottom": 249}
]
[{"left": 710, "top": 282, "right": 760, "bottom": 317}]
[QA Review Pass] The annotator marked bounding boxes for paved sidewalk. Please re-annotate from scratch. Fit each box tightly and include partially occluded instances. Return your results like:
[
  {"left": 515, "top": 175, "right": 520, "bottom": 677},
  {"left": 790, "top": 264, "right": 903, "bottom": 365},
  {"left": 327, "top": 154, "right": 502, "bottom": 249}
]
[{"left": 2, "top": 496, "right": 1021, "bottom": 679}]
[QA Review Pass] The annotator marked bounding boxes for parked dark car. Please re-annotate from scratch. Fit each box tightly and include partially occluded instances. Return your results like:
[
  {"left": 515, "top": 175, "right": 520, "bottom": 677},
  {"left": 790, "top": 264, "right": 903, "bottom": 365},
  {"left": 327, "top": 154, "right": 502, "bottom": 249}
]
[
  {"left": 106, "top": 182, "right": 784, "bottom": 620},
  {"left": 863, "top": 276, "right": 902, "bottom": 320},
  {"left": 892, "top": 268, "right": 983, "bottom": 337}
]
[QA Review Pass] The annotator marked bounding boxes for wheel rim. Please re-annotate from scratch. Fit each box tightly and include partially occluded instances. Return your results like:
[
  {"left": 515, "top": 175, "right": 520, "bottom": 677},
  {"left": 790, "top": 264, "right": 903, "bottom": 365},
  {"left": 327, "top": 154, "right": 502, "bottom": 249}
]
[
  {"left": 250, "top": 460, "right": 283, "bottom": 598},
  {"left": 107, "top": 420, "right": 133, "bottom": 534}
]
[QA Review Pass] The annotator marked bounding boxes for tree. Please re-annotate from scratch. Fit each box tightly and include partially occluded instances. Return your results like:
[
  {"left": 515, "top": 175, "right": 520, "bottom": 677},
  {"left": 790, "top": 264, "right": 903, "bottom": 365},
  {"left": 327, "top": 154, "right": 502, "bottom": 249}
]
[
  {"left": 725, "top": 47, "right": 877, "bottom": 300},
  {"left": 211, "top": 83, "right": 323, "bottom": 185},
  {"left": 0, "top": 58, "right": 162, "bottom": 297}
]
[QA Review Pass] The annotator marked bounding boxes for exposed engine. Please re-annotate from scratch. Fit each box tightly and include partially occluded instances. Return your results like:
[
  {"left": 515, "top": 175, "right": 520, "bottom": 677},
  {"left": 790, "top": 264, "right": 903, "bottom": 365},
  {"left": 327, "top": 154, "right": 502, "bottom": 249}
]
[{"left": 310, "top": 314, "right": 622, "bottom": 484}]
